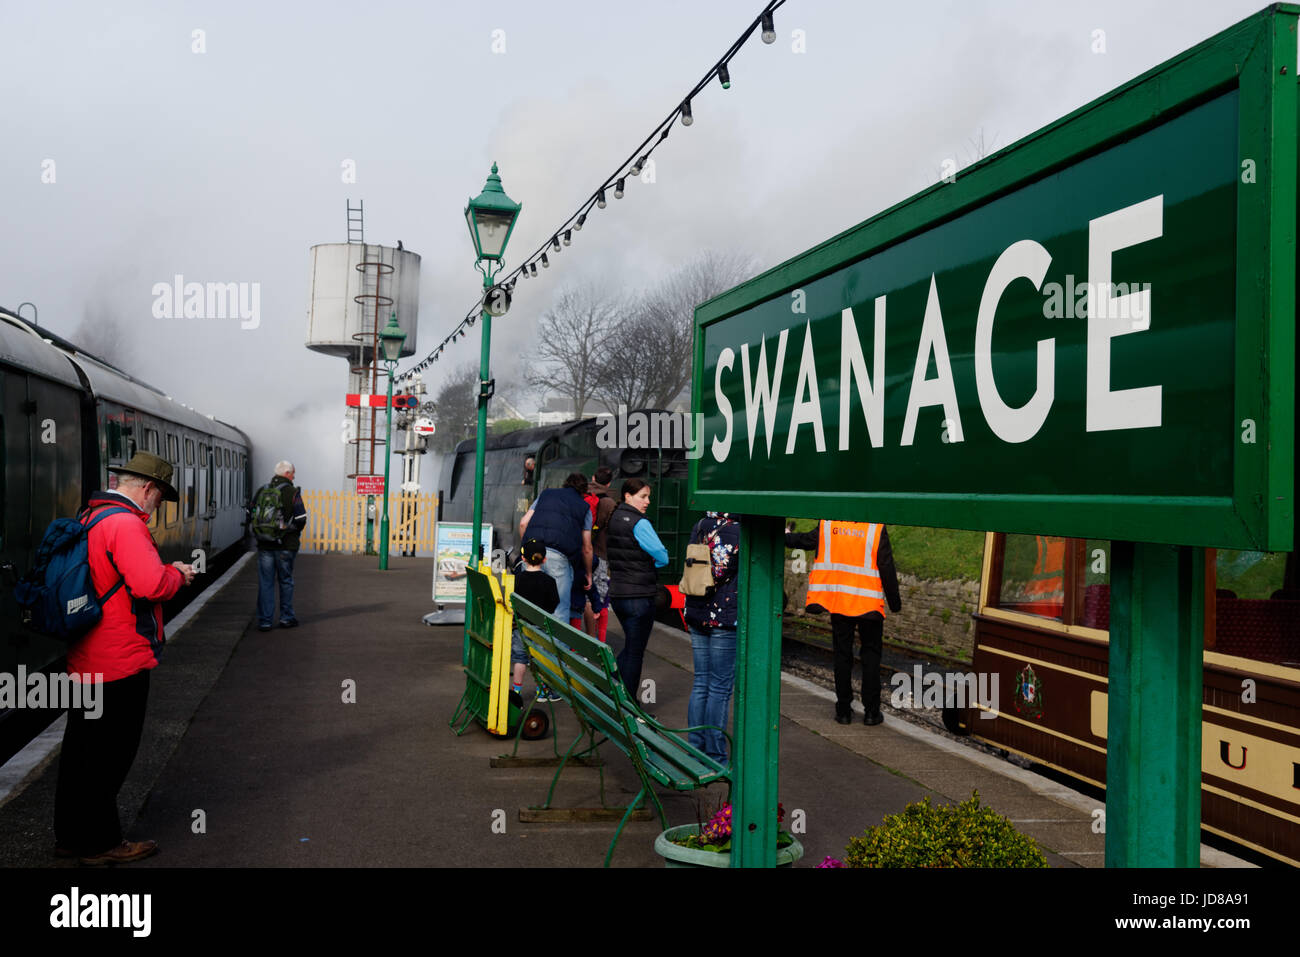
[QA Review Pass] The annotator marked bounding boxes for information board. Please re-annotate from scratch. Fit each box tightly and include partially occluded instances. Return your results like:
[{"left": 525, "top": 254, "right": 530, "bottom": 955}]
[{"left": 432, "top": 522, "right": 494, "bottom": 603}]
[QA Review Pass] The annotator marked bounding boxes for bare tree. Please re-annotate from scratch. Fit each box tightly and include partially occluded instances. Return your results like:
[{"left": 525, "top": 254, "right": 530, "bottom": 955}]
[
  {"left": 592, "top": 251, "right": 756, "bottom": 412},
  {"left": 527, "top": 285, "right": 620, "bottom": 416},
  {"left": 430, "top": 361, "right": 480, "bottom": 452}
]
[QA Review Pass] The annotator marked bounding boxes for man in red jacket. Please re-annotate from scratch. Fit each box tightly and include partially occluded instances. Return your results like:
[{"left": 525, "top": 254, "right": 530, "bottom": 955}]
[{"left": 54, "top": 451, "right": 195, "bottom": 864}]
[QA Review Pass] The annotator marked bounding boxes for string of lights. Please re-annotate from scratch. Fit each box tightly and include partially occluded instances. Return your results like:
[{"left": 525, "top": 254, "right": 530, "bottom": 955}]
[{"left": 397, "top": 0, "right": 787, "bottom": 385}]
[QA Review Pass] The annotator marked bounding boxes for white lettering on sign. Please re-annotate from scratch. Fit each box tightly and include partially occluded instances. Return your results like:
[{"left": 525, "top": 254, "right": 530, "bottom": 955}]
[
  {"left": 786, "top": 322, "right": 826, "bottom": 453},
  {"left": 708, "top": 195, "right": 1166, "bottom": 461},
  {"left": 975, "top": 239, "right": 1055, "bottom": 443},
  {"left": 839, "top": 299, "right": 886, "bottom": 450},
  {"left": 1086, "top": 194, "right": 1163, "bottom": 431},
  {"left": 712, "top": 347, "right": 735, "bottom": 462},
  {"left": 741, "top": 330, "right": 789, "bottom": 458},
  {"left": 901, "top": 275, "right": 963, "bottom": 446}
]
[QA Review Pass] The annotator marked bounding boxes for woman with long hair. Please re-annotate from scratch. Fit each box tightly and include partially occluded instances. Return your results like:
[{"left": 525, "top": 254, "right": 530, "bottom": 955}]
[{"left": 604, "top": 478, "right": 668, "bottom": 701}]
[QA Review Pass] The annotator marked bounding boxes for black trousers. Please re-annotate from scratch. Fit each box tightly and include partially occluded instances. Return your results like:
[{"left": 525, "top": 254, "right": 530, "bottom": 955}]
[
  {"left": 830, "top": 612, "right": 883, "bottom": 716},
  {"left": 54, "top": 669, "right": 150, "bottom": 854}
]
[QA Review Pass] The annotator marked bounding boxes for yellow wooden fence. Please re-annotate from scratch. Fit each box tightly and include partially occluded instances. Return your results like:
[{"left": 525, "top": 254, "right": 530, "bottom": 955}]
[{"left": 298, "top": 491, "right": 438, "bottom": 555}]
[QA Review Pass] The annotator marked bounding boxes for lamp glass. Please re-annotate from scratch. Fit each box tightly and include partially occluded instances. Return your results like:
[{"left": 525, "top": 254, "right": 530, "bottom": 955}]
[
  {"left": 470, "top": 209, "right": 514, "bottom": 260},
  {"left": 379, "top": 318, "right": 406, "bottom": 362}
]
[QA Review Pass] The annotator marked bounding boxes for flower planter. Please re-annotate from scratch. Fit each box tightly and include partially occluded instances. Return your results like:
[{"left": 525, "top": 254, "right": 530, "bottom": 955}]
[{"left": 653, "top": 824, "right": 804, "bottom": 868}]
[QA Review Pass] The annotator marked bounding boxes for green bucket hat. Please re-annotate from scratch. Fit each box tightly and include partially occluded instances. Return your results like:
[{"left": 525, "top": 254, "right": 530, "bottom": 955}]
[{"left": 109, "top": 451, "right": 180, "bottom": 502}]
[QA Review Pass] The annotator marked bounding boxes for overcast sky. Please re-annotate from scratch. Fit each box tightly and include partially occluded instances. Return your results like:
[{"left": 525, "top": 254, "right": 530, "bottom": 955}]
[{"left": 0, "top": 0, "right": 1271, "bottom": 490}]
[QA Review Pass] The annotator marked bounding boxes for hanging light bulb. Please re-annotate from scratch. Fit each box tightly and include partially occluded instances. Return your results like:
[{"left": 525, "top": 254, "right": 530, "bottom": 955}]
[
  {"left": 530, "top": 263, "right": 538, "bottom": 277},
  {"left": 552, "top": 235, "right": 561, "bottom": 252},
  {"left": 597, "top": 188, "right": 607, "bottom": 209},
  {"left": 563, "top": 229, "right": 572, "bottom": 246},
  {"left": 541, "top": 253, "right": 550, "bottom": 268},
  {"left": 575, "top": 212, "right": 586, "bottom": 231},
  {"left": 718, "top": 63, "right": 731, "bottom": 89},
  {"left": 681, "top": 98, "right": 693, "bottom": 126},
  {"left": 761, "top": 10, "right": 775, "bottom": 43},
  {"left": 615, "top": 178, "right": 625, "bottom": 199}
]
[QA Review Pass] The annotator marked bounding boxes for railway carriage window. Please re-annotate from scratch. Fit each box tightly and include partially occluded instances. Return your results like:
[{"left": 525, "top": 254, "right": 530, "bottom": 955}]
[
  {"left": 994, "top": 534, "right": 1067, "bottom": 621},
  {"left": 1078, "top": 540, "right": 1111, "bottom": 630},
  {"left": 167, "top": 434, "right": 179, "bottom": 464},
  {"left": 144, "top": 429, "right": 158, "bottom": 454},
  {"left": 184, "top": 468, "right": 195, "bottom": 519},
  {"left": 198, "top": 444, "right": 209, "bottom": 511},
  {"left": 106, "top": 420, "right": 122, "bottom": 459},
  {"left": 1213, "top": 549, "right": 1298, "bottom": 666},
  {"left": 185, "top": 438, "right": 194, "bottom": 465}
]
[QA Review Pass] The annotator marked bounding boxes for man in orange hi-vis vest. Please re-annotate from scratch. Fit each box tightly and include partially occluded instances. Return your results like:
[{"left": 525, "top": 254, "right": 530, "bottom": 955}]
[{"left": 786, "top": 521, "right": 902, "bottom": 725}]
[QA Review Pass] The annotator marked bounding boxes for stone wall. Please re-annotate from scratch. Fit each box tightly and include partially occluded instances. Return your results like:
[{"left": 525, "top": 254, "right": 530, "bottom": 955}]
[{"left": 784, "top": 565, "right": 981, "bottom": 662}]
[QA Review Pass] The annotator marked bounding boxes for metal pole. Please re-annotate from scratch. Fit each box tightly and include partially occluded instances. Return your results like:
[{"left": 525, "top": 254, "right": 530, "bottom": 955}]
[
  {"left": 470, "top": 267, "right": 494, "bottom": 563},
  {"left": 1105, "top": 541, "right": 1204, "bottom": 866},
  {"left": 379, "top": 358, "right": 396, "bottom": 569},
  {"left": 732, "top": 514, "right": 783, "bottom": 867}
]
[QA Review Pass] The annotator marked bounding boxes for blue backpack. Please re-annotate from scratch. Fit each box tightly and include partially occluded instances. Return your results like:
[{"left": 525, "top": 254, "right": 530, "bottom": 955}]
[{"left": 13, "top": 506, "right": 131, "bottom": 643}]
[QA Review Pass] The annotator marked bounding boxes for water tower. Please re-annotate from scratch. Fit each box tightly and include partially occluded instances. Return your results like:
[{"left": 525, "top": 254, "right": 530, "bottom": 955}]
[{"left": 305, "top": 202, "right": 420, "bottom": 488}]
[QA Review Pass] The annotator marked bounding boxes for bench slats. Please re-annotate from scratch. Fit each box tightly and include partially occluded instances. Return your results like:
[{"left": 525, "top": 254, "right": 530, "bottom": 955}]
[{"left": 513, "top": 595, "right": 729, "bottom": 789}]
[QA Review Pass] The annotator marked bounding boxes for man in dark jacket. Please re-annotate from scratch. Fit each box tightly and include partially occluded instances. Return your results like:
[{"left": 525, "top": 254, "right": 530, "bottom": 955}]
[
  {"left": 254, "top": 460, "right": 308, "bottom": 632},
  {"left": 56, "top": 451, "right": 194, "bottom": 864},
  {"left": 518, "top": 472, "right": 593, "bottom": 625}
]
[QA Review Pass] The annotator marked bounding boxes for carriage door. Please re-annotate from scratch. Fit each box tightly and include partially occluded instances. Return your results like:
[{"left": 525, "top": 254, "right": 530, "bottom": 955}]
[
  {"left": 1, "top": 371, "right": 82, "bottom": 677},
  {"left": 198, "top": 442, "right": 213, "bottom": 554}
]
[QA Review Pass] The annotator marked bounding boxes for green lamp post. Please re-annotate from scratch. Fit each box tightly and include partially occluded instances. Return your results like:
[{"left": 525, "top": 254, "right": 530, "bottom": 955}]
[
  {"left": 464, "top": 162, "right": 521, "bottom": 563},
  {"left": 378, "top": 311, "right": 406, "bottom": 570}
]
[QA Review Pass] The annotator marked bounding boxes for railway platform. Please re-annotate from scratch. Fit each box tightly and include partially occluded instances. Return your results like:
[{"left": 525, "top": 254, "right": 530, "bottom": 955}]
[{"left": 0, "top": 554, "right": 1247, "bottom": 868}]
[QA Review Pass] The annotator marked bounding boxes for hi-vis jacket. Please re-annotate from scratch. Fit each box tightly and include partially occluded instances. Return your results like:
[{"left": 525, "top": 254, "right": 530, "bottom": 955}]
[{"left": 786, "top": 522, "right": 902, "bottom": 619}]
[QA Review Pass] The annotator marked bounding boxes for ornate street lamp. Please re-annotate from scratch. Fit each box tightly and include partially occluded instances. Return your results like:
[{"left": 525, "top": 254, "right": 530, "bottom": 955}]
[
  {"left": 464, "top": 163, "right": 521, "bottom": 562},
  {"left": 378, "top": 311, "right": 406, "bottom": 570}
]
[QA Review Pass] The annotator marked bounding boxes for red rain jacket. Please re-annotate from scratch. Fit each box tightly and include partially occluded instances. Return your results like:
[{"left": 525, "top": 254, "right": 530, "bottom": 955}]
[{"left": 67, "top": 491, "right": 184, "bottom": 682}]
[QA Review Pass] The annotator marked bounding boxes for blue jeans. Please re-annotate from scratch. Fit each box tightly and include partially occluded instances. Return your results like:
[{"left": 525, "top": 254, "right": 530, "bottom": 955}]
[
  {"left": 257, "top": 550, "right": 296, "bottom": 625},
  {"left": 611, "top": 596, "right": 656, "bottom": 701},
  {"left": 687, "top": 626, "right": 737, "bottom": 765},
  {"left": 542, "top": 550, "right": 573, "bottom": 624}
]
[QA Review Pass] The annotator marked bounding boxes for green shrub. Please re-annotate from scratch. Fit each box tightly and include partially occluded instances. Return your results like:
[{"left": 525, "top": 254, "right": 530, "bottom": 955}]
[{"left": 843, "top": 792, "right": 1048, "bottom": 868}]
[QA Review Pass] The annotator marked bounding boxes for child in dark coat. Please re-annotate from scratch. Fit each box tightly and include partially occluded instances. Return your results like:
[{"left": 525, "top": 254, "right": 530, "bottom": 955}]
[{"left": 511, "top": 538, "right": 561, "bottom": 701}]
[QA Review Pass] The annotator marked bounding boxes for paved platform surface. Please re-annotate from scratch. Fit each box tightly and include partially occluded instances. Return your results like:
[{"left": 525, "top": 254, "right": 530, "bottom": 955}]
[{"left": 0, "top": 554, "right": 1240, "bottom": 868}]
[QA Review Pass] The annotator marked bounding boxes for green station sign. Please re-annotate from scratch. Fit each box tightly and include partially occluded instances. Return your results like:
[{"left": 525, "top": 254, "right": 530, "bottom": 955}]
[{"left": 691, "top": 7, "right": 1296, "bottom": 551}]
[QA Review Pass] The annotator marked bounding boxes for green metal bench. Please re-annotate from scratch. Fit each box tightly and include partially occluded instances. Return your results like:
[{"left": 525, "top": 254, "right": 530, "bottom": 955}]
[{"left": 512, "top": 593, "right": 732, "bottom": 866}]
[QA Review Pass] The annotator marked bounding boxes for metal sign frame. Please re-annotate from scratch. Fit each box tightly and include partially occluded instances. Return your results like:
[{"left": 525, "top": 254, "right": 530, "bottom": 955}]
[{"left": 691, "top": 6, "right": 1296, "bottom": 552}]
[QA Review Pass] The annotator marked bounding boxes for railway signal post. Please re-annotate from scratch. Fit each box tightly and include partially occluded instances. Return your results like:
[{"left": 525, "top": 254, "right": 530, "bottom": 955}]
[{"left": 692, "top": 6, "right": 1295, "bottom": 867}]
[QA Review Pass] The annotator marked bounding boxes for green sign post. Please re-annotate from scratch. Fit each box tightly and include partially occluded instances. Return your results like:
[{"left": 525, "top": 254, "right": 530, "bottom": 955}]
[{"left": 692, "top": 7, "right": 1296, "bottom": 866}]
